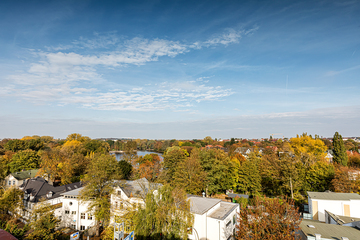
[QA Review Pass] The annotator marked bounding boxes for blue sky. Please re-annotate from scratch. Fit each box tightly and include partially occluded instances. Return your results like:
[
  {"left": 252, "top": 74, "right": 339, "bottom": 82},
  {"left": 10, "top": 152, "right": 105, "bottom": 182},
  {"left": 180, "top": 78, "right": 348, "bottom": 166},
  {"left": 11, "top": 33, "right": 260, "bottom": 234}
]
[{"left": 1, "top": 0, "right": 360, "bottom": 139}]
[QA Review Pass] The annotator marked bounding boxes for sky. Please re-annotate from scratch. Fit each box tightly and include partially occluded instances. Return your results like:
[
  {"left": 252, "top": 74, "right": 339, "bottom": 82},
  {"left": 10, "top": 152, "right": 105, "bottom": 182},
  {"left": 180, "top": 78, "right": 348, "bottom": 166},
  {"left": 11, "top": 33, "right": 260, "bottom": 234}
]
[{"left": 0, "top": 0, "right": 360, "bottom": 140}]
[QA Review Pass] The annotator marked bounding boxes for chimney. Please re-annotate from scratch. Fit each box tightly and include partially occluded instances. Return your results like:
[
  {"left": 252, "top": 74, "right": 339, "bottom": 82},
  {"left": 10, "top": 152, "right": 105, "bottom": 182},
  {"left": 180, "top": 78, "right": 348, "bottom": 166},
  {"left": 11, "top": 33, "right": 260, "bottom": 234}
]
[
  {"left": 315, "top": 234, "right": 321, "bottom": 240},
  {"left": 341, "top": 237, "right": 349, "bottom": 240}
]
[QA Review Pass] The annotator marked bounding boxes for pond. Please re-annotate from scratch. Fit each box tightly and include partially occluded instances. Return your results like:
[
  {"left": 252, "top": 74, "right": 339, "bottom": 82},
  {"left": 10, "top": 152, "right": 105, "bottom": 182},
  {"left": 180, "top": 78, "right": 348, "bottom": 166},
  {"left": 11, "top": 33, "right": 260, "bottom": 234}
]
[{"left": 111, "top": 150, "right": 163, "bottom": 161}]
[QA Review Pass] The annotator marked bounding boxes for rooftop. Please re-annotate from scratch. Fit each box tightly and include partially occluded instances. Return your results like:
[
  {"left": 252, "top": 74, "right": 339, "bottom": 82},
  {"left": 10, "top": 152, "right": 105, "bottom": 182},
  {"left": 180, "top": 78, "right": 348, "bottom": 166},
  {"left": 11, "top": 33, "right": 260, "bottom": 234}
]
[
  {"left": 11, "top": 169, "right": 39, "bottom": 180},
  {"left": 300, "top": 219, "right": 360, "bottom": 239},
  {"left": 325, "top": 210, "right": 360, "bottom": 225},
  {"left": 188, "top": 196, "right": 221, "bottom": 215},
  {"left": 208, "top": 202, "right": 238, "bottom": 220},
  {"left": 308, "top": 191, "right": 360, "bottom": 201}
]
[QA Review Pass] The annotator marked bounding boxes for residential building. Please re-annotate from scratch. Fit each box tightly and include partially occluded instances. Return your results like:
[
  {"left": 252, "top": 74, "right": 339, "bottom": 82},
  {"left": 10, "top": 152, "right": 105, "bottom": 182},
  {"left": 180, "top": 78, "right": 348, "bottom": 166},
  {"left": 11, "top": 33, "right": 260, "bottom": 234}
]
[
  {"left": 110, "top": 178, "right": 161, "bottom": 225},
  {"left": 188, "top": 195, "right": 239, "bottom": 240},
  {"left": 59, "top": 186, "right": 95, "bottom": 231},
  {"left": 299, "top": 219, "right": 360, "bottom": 240},
  {"left": 19, "top": 177, "right": 81, "bottom": 222},
  {"left": 4, "top": 169, "right": 39, "bottom": 188},
  {"left": 307, "top": 191, "right": 360, "bottom": 222}
]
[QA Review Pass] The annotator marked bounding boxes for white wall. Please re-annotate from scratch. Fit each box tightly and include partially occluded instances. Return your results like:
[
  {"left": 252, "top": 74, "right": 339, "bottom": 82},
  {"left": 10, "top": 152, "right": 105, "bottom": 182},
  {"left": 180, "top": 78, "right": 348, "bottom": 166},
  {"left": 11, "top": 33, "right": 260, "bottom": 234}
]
[
  {"left": 311, "top": 198, "right": 360, "bottom": 222},
  {"left": 189, "top": 203, "right": 239, "bottom": 240},
  {"left": 61, "top": 196, "right": 95, "bottom": 230}
]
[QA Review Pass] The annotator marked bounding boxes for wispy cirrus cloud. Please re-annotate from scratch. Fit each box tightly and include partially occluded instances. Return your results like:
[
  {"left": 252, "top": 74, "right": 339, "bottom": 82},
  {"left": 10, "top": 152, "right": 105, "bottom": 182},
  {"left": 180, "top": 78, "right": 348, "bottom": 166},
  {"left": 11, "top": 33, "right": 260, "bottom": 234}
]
[{"left": 4, "top": 27, "right": 256, "bottom": 111}]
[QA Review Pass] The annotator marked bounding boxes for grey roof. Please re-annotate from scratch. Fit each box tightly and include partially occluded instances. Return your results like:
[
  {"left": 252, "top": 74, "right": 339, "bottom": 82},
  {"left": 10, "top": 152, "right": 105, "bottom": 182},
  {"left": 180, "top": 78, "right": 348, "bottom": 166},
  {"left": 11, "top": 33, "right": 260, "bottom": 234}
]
[
  {"left": 227, "top": 193, "right": 249, "bottom": 199},
  {"left": 11, "top": 169, "right": 39, "bottom": 180},
  {"left": 60, "top": 186, "right": 84, "bottom": 196},
  {"left": 325, "top": 210, "right": 360, "bottom": 225},
  {"left": 208, "top": 202, "right": 238, "bottom": 220},
  {"left": 300, "top": 219, "right": 360, "bottom": 239},
  {"left": 188, "top": 196, "right": 221, "bottom": 215},
  {"left": 116, "top": 178, "right": 162, "bottom": 198},
  {"left": 22, "top": 177, "right": 82, "bottom": 203},
  {"left": 308, "top": 191, "right": 360, "bottom": 201}
]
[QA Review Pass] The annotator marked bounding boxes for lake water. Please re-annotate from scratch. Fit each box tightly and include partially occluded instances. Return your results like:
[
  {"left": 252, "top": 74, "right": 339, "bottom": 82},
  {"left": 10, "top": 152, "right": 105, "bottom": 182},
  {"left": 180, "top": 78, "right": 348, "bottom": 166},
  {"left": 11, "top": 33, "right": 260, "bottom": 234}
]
[{"left": 111, "top": 150, "right": 163, "bottom": 161}]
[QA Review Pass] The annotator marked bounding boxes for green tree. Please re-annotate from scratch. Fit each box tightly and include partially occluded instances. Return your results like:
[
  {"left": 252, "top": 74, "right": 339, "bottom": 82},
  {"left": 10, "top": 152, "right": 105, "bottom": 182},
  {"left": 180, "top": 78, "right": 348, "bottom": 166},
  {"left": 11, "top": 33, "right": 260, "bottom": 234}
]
[
  {"left": 4, "top": 139, "right": 27, "bottom": 152},
  {"left": 161, "top": 147, "right": 187, "bottom": 184},
  {"left": 304, "top": 161, "right": 334, "bottom": 192},
  {"left": 172, "top": 149, "right": 206, "bottom": 195},
  {"left": 80, "top": 153, "right": 121, "bottom": 236},
  {"left": 118, "top": 160, "right": 133, "bottom": 180},
  {"left": 333, "top": 132, "right": 348, "bottom": 166},
  {"left": 134, "top": 185, "right": 193, "bottom": 240},
  {"left": 0, "top": 187, "right": 23, "bottom": 218},
  {"left": 198, "top": 149, "right": 234, "bottom": 195},
  {"left": 27, "top": 202, "right": 61, "bottom": 240},
  {"left": 236, "top": 159, "right": 261, "bottom": 195},
  {"left": 9, "top": 150, "right": 40, "bottom": 173}
]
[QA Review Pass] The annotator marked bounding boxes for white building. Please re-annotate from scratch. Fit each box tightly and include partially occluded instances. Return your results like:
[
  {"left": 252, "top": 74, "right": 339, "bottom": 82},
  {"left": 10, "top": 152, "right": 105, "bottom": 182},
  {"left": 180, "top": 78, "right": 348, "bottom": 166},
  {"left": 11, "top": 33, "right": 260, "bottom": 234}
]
[
  {"left": 188, "top": 196, "right": 239, "bottom": 240},
  {"left": 308, "top": 191, "right": 360, "bottom": 222},
  {"left": 110, "top": 178, "right": 160, "bottom": 226},
  {"left": 59, "top": 187, "right": 95, "bottom": 231}
]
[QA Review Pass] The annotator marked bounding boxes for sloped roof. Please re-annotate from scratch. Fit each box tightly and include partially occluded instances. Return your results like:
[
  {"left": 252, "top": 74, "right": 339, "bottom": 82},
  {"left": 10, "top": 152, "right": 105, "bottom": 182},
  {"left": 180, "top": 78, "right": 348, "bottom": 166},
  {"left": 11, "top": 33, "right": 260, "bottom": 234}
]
[
  {"left": 325, "top": 210, "right": 360, "bottom": 225},
  {"left": 11, "top": 169, "right": 39, "bottom": 180},
  {"left": 308, "top": 191, "right": 360, "bottom": 201},
  {"left": 188, "top": 196, "right": 221, "bottom": 215},
  {"left": 300, "top": 219, "right": 360, "bottom": 239},
  {"left": 22, "top": 177, "right": 82, "bottom": 203},
  {"left": 116, "top": 178, "right": 162, "bottom": 198},
  {"left": 0, "top": 229, "right": 18, "bottom": 240}
]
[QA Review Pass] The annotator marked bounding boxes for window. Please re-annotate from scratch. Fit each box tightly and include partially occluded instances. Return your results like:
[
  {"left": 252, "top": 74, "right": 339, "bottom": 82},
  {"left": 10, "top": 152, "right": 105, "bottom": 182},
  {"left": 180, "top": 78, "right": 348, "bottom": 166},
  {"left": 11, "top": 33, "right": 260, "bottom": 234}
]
[
  {"left": 65, "top": 210, "right": 70, "bottom": 214},
  {"left": 226, "top": 220, "right": 231, "bottom": 227},
  {"left": 117, "top": 190, "right": 121, "bottom": 196},
  {"left": 81, "top": 213, "right": 85, "bottom": 219},
  {"left": 120, "top": 202, "right": 123, "bottom": 209},
  {"left": 88, "top": 213, "right": 92, "bottom": 220},
  {"left": 115, "top": 201, "right": 118, "bottom": 208},
  {"left": 69, "top": 202, "right": 73, "bottom": 206},
  {"left": 233, "top": 215, "right": 236, "bottom": 224},
  {"left": 13, "top": 180, "right": 15, "bottom": 185},
  {"left": 72, "top": 211, "right": 76, "bottom": 215},
  {"left": 8, "top": 181, "right": 11, "bottom": 185},
  {"left": 80, "top": 225, "right": 85, "bottom": 231},
  {"left": 71, "top": 224, "right": 76, "bottom": 229}
]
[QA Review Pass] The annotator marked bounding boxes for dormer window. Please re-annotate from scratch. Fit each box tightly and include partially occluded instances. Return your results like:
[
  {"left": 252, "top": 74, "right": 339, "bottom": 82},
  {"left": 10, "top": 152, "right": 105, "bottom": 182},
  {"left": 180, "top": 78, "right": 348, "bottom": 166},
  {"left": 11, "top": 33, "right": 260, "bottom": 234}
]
[
  {"left": 30, "top": 194, "right": 35, "bottom": 201},
  {"left": 47, "top": 191, "right": 53, "bottom": 198}
]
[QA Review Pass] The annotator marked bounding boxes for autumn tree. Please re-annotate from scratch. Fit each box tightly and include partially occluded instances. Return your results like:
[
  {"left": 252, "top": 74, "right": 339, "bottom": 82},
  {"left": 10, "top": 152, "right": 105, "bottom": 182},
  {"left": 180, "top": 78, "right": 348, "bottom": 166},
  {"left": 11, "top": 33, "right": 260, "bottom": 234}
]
[
  {"left": 333, "top": 132, "right": 348, "bottom": 166},
  {"left": 136, "top": 154, "right": 161, "bottom": 182},
  {"left": 80, "top": 153, "right": 121, "bottom": 236},
  {"left": 304, "top": 161, "right": 334, "bottom": 192},
  {"left": 331, "top": 165, "right": 360, "bottom": 193},
  {"left": 134, "top": 185, "right": 193, "bottom": 240},
  {"left": 290, "top": 133, "right": 327, "bottom": 163},
  {"left": 236, "top": 196, "right": 300, "bottom": 240}
]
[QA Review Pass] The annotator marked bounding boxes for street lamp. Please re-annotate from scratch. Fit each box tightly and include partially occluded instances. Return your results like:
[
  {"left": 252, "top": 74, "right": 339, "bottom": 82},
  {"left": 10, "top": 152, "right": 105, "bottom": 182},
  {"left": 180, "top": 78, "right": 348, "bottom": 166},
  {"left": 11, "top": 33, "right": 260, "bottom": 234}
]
[{"left": 187, "top": 227, "right": 199, "bottom": 240}]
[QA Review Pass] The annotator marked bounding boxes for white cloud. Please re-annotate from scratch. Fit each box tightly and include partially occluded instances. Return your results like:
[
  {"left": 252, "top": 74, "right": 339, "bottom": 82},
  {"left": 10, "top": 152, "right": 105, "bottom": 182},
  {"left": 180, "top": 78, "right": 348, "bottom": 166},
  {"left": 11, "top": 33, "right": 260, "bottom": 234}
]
[{"left": 4, "top": 28, "right": 256, "bottom": 111}]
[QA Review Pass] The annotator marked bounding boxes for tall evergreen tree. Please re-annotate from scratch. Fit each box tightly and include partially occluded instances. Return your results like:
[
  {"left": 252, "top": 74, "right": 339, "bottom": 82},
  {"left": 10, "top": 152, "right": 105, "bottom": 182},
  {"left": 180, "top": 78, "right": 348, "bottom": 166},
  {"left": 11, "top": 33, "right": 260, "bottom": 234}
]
[{"left": 333, "top": 132, "right": 348, "bottom": 166}]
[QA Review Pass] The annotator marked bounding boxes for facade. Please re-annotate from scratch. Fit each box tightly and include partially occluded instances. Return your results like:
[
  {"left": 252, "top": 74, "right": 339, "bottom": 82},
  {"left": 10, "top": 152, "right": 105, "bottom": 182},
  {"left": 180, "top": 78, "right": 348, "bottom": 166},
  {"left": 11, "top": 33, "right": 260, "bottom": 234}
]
[
  {"left": 188, "top": 196, "right": 239, "bottom": 240},
  {"left": 4, "top": 169, "right": 39, "bottom": 188},
  {"left": 308, "top": 191, "right": 360, "bottom": 222},
  {"left": 59, "top": 187, "right": 95, "bottom": 231}
]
